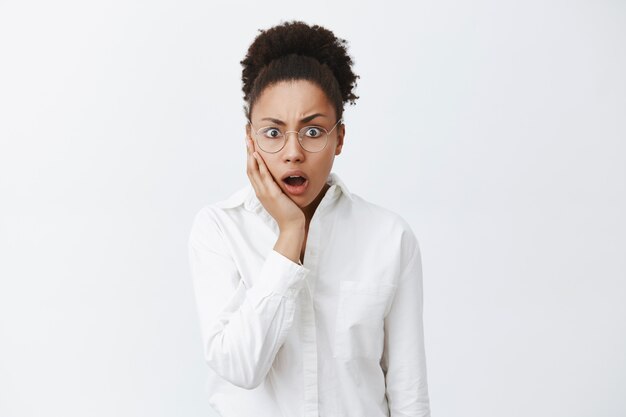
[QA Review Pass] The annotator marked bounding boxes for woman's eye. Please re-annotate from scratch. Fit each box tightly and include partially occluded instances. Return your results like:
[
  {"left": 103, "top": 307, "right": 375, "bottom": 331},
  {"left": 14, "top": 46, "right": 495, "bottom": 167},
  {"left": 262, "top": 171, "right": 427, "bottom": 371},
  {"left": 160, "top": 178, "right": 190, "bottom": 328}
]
[
  {"left": 262, "top": 128, "right": 282, "bottom": 138},
  {"left": 305, "top": 127, "right": 323, "bottom": 137}
]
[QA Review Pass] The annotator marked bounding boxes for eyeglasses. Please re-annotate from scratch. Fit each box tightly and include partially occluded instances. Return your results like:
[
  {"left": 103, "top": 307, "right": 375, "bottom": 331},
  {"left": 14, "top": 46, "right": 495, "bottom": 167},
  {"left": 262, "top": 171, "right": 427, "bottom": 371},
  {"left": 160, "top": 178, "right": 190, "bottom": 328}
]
[{"left": 248, "top": 118, "right": 343, "bottom": 153}]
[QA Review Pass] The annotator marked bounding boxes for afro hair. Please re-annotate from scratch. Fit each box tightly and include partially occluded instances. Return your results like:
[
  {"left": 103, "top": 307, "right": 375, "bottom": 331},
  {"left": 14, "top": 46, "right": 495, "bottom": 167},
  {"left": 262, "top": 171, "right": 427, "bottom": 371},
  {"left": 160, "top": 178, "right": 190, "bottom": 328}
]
[{"left": 240, "top": 20, "right": 360, "bottom": 121}]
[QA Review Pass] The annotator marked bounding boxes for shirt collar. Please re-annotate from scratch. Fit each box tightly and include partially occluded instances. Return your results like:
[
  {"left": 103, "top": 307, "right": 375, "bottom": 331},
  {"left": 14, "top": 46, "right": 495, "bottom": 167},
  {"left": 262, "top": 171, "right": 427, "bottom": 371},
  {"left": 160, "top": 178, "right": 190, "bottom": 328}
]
[{"left": 213, "top": 171, "right": 354, "bottom": 211}]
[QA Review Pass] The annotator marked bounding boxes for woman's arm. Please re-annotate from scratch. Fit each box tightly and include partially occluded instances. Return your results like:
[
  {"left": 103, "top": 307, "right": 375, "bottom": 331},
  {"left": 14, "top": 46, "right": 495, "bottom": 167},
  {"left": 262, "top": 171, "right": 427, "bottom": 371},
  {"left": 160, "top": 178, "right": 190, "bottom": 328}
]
[
  {"left": 381, "top": 230, "right": 431, "bottom": 416},
  {"left": 188, "top": 206, "right": 309, "bottom": 390}
]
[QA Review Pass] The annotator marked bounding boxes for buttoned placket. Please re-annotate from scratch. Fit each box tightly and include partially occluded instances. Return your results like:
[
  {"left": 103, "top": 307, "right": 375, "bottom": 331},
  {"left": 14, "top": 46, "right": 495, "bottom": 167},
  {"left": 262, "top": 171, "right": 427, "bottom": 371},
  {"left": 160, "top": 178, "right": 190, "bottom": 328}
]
[
  {"left": 300, "top": 206, "right": 321, "bottom": 417},
  {"left": 248, "top": 185, "right": 341, "bottom": 417},
  {"left": 298, "top": 187, "right": 340, "bottom": 417}
]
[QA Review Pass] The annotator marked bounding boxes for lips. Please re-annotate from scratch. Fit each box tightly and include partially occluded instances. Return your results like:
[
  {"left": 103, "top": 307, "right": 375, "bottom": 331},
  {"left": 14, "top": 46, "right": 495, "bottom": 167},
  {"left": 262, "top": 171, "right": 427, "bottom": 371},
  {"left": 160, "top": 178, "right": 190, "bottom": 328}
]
[{"left": 281, "top": 170, "right": 309, "bottom": 183}]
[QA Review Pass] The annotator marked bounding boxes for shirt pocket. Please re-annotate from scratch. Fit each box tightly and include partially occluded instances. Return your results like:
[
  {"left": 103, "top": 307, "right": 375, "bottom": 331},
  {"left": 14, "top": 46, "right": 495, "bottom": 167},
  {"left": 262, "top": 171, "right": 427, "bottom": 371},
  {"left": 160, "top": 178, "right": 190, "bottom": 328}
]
[{"left": 333, "top": 280, "right": 397, "bottom": 361}]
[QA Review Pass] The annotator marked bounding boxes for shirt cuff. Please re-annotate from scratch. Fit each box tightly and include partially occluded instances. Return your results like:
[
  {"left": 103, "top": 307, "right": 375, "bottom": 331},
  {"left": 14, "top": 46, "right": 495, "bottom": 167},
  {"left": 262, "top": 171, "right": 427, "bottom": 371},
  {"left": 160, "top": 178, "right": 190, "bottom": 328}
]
[{"left": 248, "top": 249, "right": 310, "bottom": 300}]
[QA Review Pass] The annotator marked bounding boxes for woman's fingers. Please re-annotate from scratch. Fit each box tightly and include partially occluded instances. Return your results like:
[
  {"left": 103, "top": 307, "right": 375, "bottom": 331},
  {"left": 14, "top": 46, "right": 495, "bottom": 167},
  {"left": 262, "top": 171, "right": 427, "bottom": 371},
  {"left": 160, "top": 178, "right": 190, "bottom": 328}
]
[
  {"left": 253, "top": 150, "right": 269, "bottom": 180},
  {"left": 246, "top": 137, "right": 262, "bottom": 192},
  {"left": 246, "top": 136, "right": 284, "bottom": 203},
  {"left": 253, "top": 150, "right": 282, "bottom": 195}
]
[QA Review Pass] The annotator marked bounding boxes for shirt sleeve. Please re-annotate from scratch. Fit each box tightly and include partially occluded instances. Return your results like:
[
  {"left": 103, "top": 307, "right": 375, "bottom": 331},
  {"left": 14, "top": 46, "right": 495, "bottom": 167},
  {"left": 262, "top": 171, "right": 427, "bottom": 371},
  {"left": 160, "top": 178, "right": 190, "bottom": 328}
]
[
  {"left": 188, "top": 206, "right": 310, "bottom": 390},
  {"left": 381, "top": 229, "right": 431, "bottom": 416}
]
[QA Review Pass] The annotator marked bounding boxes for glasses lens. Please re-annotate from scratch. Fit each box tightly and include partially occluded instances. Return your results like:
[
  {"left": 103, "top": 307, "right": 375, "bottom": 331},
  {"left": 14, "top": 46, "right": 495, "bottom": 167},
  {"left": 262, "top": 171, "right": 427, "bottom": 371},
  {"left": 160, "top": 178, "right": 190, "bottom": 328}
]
[
  {"left": 299, "top": 126, "right": 328, "bottom": 152},
  {"left": 256, "top": 127, "right": 285, "bottom": 153}
]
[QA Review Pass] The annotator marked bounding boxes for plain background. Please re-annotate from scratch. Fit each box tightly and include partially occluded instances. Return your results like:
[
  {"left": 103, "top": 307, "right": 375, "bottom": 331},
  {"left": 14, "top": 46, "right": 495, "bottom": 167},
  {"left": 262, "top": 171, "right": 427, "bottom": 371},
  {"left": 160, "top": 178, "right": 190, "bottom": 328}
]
[{"left": 1, "top": 0, "right": 624, "bottom": 416}]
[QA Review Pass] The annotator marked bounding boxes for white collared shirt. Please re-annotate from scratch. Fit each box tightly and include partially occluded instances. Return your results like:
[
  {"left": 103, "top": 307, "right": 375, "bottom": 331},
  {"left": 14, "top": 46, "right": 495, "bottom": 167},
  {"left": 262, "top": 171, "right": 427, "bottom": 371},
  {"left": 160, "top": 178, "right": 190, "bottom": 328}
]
[{"left": 188, "top": 172, "right": 430, "bottom": 417}]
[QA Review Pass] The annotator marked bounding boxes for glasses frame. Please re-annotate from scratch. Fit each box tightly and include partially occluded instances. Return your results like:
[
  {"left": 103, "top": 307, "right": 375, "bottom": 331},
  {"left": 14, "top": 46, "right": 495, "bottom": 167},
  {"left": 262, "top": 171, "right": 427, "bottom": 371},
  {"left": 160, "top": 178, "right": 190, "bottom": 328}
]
[{"left": 247, "top": 118, "right": 343, "bottom": 154}]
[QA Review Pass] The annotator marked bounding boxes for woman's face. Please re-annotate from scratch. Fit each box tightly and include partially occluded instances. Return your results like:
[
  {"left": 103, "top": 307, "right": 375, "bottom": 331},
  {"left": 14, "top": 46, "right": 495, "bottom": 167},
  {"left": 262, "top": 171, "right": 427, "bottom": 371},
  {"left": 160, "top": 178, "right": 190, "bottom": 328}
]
[{"left": 246, "top": 79, "right": 345, "bottom": 210}]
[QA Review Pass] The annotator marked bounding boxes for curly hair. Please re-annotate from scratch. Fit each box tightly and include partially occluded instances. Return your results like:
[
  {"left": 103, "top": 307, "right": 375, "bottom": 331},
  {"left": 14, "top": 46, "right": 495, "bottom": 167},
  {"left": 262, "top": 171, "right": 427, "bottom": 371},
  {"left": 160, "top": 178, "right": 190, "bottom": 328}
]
[{"left": 240, "top": 20, "right": 360, "bottom": 122}]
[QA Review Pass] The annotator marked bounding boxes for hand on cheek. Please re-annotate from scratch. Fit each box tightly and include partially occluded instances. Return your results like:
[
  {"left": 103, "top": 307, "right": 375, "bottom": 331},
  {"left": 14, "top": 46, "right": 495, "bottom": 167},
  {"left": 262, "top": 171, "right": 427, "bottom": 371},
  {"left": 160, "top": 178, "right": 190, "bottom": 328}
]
[{"left": 245, "top": 136, "right": 305, "bottom": 231}]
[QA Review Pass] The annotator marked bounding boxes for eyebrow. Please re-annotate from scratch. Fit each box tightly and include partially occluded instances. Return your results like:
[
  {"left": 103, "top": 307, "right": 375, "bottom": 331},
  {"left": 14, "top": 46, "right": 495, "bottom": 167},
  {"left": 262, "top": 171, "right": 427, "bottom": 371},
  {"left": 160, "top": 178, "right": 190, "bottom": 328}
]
[{"left": 260, "top": 113, "right": 327, "bottom": 125}]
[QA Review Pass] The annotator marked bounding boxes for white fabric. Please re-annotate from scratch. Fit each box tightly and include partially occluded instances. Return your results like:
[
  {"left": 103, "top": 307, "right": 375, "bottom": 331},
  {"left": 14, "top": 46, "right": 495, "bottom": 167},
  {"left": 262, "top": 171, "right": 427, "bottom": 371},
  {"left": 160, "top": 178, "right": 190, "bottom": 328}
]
[{"left": 188, "top": 171, "right": 430, "bottom": 417}]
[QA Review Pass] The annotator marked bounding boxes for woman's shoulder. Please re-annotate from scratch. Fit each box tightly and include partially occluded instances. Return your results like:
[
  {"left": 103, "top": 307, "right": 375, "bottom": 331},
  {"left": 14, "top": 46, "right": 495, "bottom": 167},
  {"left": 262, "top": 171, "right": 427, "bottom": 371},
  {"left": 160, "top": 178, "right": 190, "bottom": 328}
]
[
  {"left": 350, "top": 193, "right": 414, "bottom": 230},
  {"left": 349, "top": 192, "right": 421, "bottom": 253},
  {"left": 192, "top": 185, "right": 251, "bottom": 219},
  {"left": 211, "top": 185, "right": 251, "bottom": 210},
  {"left": 188, "top": 185, "right": 251, "bottom": 240}
]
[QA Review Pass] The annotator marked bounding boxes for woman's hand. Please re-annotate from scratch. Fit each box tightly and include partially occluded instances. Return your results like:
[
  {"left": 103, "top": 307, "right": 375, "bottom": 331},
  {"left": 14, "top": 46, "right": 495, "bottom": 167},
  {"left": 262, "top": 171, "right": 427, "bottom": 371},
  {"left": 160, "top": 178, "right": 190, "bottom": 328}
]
[{"left": 246, "top": 136, "right": 305, "bottom": 233}]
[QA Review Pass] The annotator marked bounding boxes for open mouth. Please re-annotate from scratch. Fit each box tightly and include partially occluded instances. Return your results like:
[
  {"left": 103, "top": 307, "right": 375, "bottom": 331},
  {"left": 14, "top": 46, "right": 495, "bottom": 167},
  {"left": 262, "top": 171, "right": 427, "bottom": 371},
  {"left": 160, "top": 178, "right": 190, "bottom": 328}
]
[
  {"left": 281, "top": 175, "right": 309, "bottom": 195},
  {"left": 283, "top": 176, "right": 307, "bottom": 186}
]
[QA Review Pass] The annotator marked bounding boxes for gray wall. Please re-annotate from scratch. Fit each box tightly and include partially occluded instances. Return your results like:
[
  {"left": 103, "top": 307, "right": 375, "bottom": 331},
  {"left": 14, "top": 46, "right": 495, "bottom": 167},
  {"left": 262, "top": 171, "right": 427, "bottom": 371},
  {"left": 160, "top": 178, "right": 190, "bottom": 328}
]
[{"left": 1, "top": 0, "right": 624, "bottom": 416}]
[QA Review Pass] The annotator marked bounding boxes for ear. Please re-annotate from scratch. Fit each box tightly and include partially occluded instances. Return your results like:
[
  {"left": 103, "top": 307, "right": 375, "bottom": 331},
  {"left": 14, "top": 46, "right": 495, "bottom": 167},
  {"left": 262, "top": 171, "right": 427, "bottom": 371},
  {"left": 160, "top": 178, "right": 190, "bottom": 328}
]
[
  {"left": 335, "top": 123, "right": 345, "bottom": 156},
  {"left": 245, "top": 122, "right": 252, "bottom": 140}
]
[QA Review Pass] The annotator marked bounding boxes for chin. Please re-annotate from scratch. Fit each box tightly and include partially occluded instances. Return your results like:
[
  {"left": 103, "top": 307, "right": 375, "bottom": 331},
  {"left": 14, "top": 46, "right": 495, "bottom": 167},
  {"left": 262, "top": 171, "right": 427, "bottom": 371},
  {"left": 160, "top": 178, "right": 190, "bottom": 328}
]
[
  {"left": 291, "top": 195, "right": 311, "bottom": 208},
  {"left": 283, "top": 183, "right": 317, "bottom": 206}
]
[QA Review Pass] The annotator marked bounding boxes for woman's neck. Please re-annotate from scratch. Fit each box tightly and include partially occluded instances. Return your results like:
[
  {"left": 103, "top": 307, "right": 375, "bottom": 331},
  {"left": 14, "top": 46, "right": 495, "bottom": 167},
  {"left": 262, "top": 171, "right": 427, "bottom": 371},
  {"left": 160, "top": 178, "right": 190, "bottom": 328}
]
[{"left": 302, "top": 182, "right": 331, "bottom": 227}]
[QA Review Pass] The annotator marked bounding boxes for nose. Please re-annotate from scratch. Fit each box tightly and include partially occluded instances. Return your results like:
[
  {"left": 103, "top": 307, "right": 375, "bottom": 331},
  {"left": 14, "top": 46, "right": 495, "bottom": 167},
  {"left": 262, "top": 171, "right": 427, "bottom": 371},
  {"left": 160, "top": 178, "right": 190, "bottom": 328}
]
[{"left": 281, "top": 131, "right": 305, "bottom": 162}]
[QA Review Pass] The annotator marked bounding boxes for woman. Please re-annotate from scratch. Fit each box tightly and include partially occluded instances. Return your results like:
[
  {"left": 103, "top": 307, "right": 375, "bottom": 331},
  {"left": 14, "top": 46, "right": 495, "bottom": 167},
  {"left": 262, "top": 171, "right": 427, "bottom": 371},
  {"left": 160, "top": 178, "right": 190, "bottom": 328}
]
[{"left": 188, "top": 20, "right": 430, "bottom": 417}]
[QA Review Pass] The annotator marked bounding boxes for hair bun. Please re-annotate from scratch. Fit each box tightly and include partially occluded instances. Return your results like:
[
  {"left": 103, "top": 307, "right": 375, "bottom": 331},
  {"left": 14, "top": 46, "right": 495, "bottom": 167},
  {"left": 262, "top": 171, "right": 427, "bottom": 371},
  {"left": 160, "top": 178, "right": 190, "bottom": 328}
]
[{"left": 241, "top": 20, "right": 359, "bottom": 107}]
